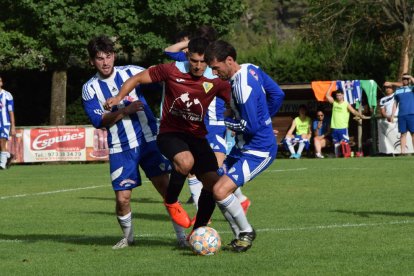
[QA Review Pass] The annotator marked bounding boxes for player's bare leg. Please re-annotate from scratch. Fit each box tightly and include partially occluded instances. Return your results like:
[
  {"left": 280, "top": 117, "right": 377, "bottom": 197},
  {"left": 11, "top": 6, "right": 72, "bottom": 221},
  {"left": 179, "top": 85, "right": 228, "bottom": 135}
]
[
  {"left": 150, "top": 174, "right": 187, "bottom": 247},
  {"left": 113, "top": 190, "right": 134, "bottom": 249}
]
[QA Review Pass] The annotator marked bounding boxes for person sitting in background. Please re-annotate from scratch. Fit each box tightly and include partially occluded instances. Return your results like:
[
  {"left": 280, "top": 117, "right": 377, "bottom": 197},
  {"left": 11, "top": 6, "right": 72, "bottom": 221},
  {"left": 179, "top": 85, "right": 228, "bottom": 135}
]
[
  {"left": 284, "top": 104, "right": 311, "bottom": 159},
  {"left": 312, "top": 110, "right": 331, "bottom": 158}
]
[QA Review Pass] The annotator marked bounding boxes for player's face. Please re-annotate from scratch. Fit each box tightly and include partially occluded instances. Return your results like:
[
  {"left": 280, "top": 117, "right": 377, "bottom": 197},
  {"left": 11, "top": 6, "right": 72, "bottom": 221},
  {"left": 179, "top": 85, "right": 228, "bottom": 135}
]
[
  {"left": 91, "top": 51, "right": 115, "bottom": 78},
  {"left": 0, "top": 78, "right": 3, "bottom": 88},
  {"left": 209, "top": 58, "right": 231, "bottom": 80},
  {"left": 402, "top": 77, "right": 410, "bottom": 86},
  {"left": 316, "top": 112, "right": 324, "bottom": 121},
  {"left": 188, "top": 53, "right": 207, "bottom": 77},
  {"left": 335, "top": 92, "right": 344, "bottom": 101}
]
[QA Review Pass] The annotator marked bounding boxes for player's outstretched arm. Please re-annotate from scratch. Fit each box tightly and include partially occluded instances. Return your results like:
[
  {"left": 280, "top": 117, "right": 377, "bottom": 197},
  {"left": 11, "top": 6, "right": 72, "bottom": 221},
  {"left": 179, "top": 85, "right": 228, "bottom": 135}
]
[
  {"left": 104, "top": 70, "right": 153, "bottom": 110},
  {"left": 164, "top": 40, "right": 189, "bottom": 53},
  {"left": 325, "top": 81, "right": 335, "bottom": 104}
]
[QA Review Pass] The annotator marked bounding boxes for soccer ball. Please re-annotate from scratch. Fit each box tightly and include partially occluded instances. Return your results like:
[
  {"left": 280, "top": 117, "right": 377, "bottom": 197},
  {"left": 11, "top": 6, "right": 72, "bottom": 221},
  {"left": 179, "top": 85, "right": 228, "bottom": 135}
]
[{"left": 189, "top": 226, "right": 221, "bottom": 256}]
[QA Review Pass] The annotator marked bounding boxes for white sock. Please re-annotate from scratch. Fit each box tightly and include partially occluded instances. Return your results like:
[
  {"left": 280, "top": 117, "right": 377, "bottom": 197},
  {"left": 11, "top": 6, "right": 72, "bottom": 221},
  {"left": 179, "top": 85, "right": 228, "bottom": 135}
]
[
  {"left": 0, "top": 152, "right": 7, "bottom": 168},
  {"left": 172, "top": 221, "right": 186, "bottom": 241},
  {"left": 188, "top": 176, "right": 202, "bottom": 209},
  {"left": 217, "top": 194, "right": 253, "bottom": 237},
  {"left": 297, "top": 141, "right": 305, "bottom": 155},
  {"left": 286, "top": 139, "right": 296, "bottom": 154},
  {"left": 334, "top": 143, "right": 340, "bottom": 157},
  {"left": 117, "top": 212, "right": 134, "bottom": 243},
  {"left": 233, "top": 188, "right": 247, "bottom": 202}
]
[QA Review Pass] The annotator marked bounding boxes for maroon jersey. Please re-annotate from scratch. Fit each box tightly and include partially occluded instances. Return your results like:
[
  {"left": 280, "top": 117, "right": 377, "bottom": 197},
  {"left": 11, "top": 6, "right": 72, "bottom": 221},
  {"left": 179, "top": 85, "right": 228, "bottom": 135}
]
[{"left": 148, "top": 62, "right": 230, "bottom": 138}]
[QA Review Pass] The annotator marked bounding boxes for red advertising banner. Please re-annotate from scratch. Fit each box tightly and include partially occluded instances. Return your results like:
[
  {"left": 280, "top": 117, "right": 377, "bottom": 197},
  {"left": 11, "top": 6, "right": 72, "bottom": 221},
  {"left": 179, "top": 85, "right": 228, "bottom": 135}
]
[{"left": 9, "top": 126, "right": 109, "bottom": 163}]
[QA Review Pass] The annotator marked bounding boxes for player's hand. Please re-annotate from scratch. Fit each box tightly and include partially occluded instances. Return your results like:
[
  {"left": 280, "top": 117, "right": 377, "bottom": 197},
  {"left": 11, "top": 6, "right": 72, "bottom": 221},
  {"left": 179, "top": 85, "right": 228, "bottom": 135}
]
[
  {"left": 104, "top": 96, "right": 122, "bottom": 110},
  {"left": 123, "top": 101, "right": 144, "bottom": 115}
]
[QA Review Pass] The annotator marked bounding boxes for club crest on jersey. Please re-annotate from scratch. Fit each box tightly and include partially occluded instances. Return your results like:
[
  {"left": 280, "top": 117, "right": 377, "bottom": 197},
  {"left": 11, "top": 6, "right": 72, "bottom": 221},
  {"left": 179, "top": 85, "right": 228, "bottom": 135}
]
[
  {"left": 249, "top": 69, "right": 259, "bottom": 81},
  {"left": 202, "top": 82, "right": 214, "bottom": 93}
]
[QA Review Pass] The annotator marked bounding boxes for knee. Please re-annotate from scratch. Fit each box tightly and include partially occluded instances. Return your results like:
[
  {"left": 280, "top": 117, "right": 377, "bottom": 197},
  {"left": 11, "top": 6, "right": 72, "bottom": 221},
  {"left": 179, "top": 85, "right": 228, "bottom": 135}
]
[
  {"left": 173, "top": 155, "right": 194, "bottom": 175},
  {"left": 212, "top": 182, "right": 232, "bottom": 201}
]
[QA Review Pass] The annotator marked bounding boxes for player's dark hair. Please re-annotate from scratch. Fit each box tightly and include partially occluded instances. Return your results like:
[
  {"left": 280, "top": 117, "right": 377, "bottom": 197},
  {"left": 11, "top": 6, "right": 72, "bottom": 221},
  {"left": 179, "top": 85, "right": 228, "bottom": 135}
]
[
  {"left": 298, "top": 104, "right": 307, "bottom": 111},
  {"left": 204, "top": 40, "right": 237, "bottom": 64},
  {"left": 87, "top": 35, "right": 115, "bottom": 59},
  {"left": 175, "top": 30, "right": 191, "bottom": 43},
  {"left": 197, "top": 25, "right": 218, "bottom": 42},
  {"left": 187, "top": 37, "right": 210, "bottom": 55}
]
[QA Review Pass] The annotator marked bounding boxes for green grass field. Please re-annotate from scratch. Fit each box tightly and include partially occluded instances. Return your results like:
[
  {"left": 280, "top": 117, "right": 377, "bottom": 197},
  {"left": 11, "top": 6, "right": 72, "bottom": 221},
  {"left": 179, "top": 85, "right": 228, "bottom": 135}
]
[{"left": 1, "top": 157, "right": 414, "bottom": 275}]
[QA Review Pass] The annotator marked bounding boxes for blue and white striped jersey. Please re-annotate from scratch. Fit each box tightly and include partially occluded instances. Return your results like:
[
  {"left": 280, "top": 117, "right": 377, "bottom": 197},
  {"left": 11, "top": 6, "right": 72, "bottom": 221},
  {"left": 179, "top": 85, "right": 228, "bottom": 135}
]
[
  {"left": 0, "top": 89, "right": 14, "bottom": 128},
  {"left": 82, "top": 65, "right": 158, "bottom": 154},
  {"left": 226, "top": 64, "right": 284, "bottom": 156}
]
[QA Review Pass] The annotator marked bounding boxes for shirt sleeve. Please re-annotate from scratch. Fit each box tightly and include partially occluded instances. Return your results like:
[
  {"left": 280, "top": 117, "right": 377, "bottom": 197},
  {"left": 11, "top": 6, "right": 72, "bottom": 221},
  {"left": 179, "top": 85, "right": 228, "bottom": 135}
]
[
  {"left": 164, "top": 51, "right": 187, "bottom": 62},
  {"left": 148, "top": 63, "right": 173, "bottom": 83},
  {"left": 258, "top": 69, "right": 285, "bottom": 117},
  {"left": 6, "top": 93, "right": 14, "bottom": 112},
  {"left": 82, "top": 83, "right": 105, "bottom": 129}
]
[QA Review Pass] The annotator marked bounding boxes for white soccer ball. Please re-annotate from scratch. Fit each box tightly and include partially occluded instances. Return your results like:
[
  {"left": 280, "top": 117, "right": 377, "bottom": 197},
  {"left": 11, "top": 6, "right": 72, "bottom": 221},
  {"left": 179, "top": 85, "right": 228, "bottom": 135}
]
[{"left": 189, "top": 226, "right": 221, "bottom": 256}]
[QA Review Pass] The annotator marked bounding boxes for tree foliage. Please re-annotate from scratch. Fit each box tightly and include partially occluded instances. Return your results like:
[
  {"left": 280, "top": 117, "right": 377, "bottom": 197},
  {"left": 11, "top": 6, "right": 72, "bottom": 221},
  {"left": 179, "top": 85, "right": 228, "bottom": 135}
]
[
  {"left": 303, "top": 0, "right": 414, "bottom": 80},
  {"left": 0, "top": 0, "right": 243, "bottom": 125}
]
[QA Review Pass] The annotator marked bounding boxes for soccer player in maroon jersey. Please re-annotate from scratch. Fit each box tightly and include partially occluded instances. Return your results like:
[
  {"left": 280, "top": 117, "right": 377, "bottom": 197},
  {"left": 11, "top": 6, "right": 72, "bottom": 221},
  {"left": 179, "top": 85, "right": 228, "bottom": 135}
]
[{"left": 105, "top": 37, "right": 231, "bottom": 232}]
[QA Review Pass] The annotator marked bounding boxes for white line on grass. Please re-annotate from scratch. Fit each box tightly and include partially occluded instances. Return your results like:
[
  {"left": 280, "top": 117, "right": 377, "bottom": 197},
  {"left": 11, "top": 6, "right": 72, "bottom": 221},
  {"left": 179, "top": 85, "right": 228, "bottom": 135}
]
[
  {"left": 0, "top": 181, "right": 151, "bottom": 200},
  {"left": 265, "top": 168, "right": 308, "bottom": 173},
  {"left": 1, "top": 220, "right": 413, "bottom": 243}
]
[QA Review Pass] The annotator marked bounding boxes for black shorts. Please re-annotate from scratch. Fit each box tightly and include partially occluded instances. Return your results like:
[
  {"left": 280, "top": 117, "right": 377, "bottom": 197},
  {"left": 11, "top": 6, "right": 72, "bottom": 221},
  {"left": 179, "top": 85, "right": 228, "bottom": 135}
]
[{"left": 157, "top": 132, "right": 218, "bottom": 175}]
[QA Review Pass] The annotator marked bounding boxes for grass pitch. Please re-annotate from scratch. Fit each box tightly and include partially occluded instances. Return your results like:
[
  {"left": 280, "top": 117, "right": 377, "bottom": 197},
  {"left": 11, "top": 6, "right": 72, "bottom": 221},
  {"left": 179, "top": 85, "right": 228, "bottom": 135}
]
[{"left": 0, "top": 156, "right": 413, "bottom": 275}]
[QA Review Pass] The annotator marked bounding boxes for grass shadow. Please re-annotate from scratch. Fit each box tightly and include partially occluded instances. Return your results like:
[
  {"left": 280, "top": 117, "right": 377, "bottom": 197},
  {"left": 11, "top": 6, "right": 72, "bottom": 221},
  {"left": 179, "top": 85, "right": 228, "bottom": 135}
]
[
  {"left": 0, "top": 233, "right": 178, "bottom": 247},
  {"left": 332, "top": 209, "right": 414, "bottom": 218}
]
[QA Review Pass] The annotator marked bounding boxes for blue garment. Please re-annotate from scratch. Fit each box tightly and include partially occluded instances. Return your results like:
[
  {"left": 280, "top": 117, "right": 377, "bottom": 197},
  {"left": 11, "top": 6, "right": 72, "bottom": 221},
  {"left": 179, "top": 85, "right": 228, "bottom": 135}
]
[
  {"left": 0, "top": 89, "right": 14, "bottom": 139},
  {"left": 312, "top": 119, "right": 329, "bottom": 136},
  {"left": 226, "top": 63, "right": 284, "bottom": 155},
  {"left": 394, "top": 86, "right": 414, "bottom": 116},
  {"left": 164, "top": 51, "right": 186, "bottom": 62},
  {"left": 336, "top": 80, "right": 362, "bottom": 104},
  {"left": 82, "top": 65, "right": 158, "bottom": 154}
]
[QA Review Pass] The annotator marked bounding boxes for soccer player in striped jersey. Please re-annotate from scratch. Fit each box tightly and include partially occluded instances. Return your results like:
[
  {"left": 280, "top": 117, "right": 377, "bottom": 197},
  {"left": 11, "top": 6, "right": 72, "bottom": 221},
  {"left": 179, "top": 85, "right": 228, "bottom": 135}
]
[
  {"left": 0, "top": 76, "right": 15, "bottom": 170},
  {"left": 82, "top": 36, "right": 187, "bottom": 249},
  {"left": 204, "top": 40, "right": 285, "bottom": 252},
  {"left": 105, "top": 37, "right": 231, "bottom": 236}
]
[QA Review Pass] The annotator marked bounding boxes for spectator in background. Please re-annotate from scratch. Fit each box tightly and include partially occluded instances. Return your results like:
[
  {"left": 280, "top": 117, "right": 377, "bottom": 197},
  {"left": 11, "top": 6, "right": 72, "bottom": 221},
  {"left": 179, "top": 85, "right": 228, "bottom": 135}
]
[
  {"left": 284, "top": 104, "right": 311, "bottom": 159},
  {"left": 312, "top": 109, "right": 331, "bottom": 158},
  {"left": 325, "top": 89, "right": 365, "bottom": 157},
  {"left": 0, "top": 75, "right": 16, "bottom": 170},
  {"left": 387, "top": 73, "right": 414, "bottom": 154},
  {"left": 380, "top": 84, "right": 398, "bottom": 122}
]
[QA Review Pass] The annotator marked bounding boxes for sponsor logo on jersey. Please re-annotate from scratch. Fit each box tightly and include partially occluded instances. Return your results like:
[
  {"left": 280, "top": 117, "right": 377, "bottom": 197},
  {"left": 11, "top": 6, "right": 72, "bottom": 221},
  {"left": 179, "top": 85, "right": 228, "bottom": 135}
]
[
  {"left": 176, "top": 78, "right": 185, "bottom": 83},
  {"left": 249, "top": 69, "right": 259, "bottom": 81},
  {"left": 202, "top": 82, "right": 214, "bottom": 93},
  {"left": 31, "top": 128, "right": 85, "bottom": 151}
]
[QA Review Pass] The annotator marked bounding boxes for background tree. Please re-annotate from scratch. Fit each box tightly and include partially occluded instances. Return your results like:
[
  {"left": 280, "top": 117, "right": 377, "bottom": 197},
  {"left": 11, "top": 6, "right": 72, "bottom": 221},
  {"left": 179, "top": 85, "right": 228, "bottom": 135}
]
[
  {"left": 0, "top": 0, "right": 243, "bottom": 125},
  {"left": 303, "top": 0, "right": 413, "bottom": 80}
]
